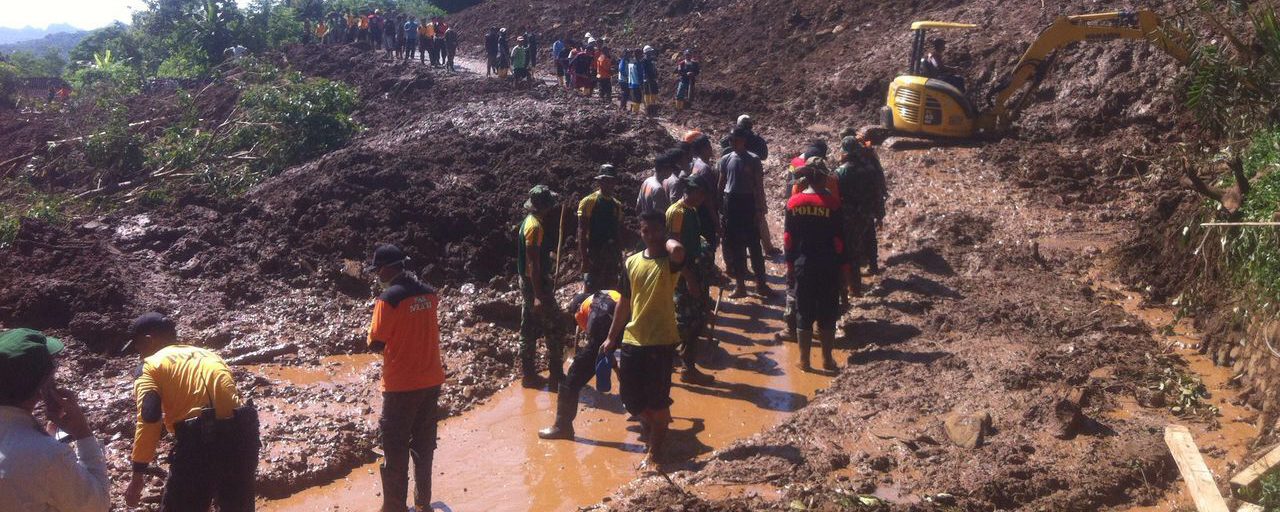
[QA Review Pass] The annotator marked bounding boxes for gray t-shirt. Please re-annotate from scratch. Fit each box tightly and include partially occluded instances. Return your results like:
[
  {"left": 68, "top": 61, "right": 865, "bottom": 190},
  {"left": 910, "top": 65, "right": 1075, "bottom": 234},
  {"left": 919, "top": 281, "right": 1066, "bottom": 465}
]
[
  {"left": 719, "top": 151, "right": 762, "bottom": 195},
  {"left": 637, "top": 175, "right": 672, "bottom": 215}
]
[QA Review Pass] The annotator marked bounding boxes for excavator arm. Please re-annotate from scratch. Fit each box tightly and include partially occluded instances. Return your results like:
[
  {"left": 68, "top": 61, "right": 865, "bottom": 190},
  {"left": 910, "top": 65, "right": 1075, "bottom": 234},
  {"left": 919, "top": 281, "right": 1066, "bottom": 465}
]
[{"left": 979, "top": 10, "right": 1191, "bottom": 133}]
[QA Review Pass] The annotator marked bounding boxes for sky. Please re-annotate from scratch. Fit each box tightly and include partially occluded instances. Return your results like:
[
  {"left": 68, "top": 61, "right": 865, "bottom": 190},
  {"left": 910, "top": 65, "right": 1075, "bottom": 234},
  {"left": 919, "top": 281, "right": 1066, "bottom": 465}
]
[{"left": 5, "top": 0, "right": 148, "bottom": 31}]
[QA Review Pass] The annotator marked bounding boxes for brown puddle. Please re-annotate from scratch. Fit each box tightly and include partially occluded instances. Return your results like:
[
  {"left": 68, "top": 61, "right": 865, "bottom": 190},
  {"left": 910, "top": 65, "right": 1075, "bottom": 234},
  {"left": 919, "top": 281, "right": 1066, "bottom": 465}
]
[
  {"left": 1096, "top": 280, "right": 1260, "bottom": 511},
  {"left": 258, "top": 288, "right": 835, "bottom": 512}
]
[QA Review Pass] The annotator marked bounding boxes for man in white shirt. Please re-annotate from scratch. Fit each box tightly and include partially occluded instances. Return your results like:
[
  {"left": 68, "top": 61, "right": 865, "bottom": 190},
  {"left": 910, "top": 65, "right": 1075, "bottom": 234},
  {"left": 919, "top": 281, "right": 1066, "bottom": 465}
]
[{"left": 0, "top": 328, "right": 109, "bottom": 512}]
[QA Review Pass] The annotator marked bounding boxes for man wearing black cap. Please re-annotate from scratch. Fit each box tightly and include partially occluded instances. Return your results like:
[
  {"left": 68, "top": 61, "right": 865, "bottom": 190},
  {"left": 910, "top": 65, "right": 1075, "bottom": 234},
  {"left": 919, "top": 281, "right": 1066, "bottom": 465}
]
[
  {"left": 517, "top": 185, "right": 568, "bottom": 388},
  {"left": 718, "top": 126, "right": 774, "bottom": 299},
  {"left": 0, "top": 329, "right": 110, "bottom": 512},
  {"left": 123, "top": 312, "right": 259, "bottom": 512},
  {"left": 578, "top": 164, "right": 624, "bottom": 293},
  {"left": 364, "top": 244, "right": 445, "bottom": 512},
  {"left": 666, "top": 175, "right": 712, "bottom": 383}
]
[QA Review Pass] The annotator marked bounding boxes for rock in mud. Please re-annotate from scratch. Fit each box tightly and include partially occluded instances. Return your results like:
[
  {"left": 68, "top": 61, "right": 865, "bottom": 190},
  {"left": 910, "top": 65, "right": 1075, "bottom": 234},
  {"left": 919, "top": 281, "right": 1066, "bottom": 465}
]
[{"left": 942, "top": 410, "right": 992, "bottom": 449}]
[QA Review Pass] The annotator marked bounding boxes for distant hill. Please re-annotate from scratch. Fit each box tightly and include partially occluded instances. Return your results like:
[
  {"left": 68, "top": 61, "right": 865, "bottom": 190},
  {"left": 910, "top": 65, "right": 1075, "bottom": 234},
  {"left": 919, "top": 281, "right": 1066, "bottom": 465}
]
[
  {"left": 0, "top": 24, "right": 83, "bottom": 45},
  {"left": 0, "top": 30, "right": 90, "bottom": 57}
]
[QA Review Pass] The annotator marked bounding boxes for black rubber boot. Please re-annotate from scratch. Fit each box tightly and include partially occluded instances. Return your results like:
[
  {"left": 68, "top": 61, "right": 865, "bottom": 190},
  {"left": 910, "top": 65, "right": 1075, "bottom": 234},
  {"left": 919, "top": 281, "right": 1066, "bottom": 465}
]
[
  {"left": 538, "top": 385, "right": 580, "bottom": 440},
  {"left": 797, "top": 329, "right": 813, "bottom": 371},
  {"left": 380, "top": 465, "right": 410, "bottom": 512},
  {"left": 820, "top": 329, "right": 838, "bottom": 372}
]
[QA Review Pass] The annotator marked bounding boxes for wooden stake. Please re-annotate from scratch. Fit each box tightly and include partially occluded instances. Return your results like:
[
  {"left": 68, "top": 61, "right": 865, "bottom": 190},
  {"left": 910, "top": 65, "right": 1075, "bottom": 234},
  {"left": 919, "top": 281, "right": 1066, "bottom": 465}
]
[
  {"left": 1164, "top": 425, "right": 1230, "bottom": 512},
  {"left": 1230, "top": 443, "right": 1280, "bottom": 496},
  {"left": 1200, "top": 222, "right": 1280, "bottom": 227}
]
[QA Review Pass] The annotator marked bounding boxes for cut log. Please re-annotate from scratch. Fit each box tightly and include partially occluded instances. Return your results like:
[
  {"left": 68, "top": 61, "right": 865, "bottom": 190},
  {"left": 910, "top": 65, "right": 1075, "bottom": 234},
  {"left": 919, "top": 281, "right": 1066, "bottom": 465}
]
[
  {"left": 1164, "top": 424, "right": 1230, "bottom": 512},
  {"left": 1230, "top": 443, "right": 1280, "bottom": 496}
]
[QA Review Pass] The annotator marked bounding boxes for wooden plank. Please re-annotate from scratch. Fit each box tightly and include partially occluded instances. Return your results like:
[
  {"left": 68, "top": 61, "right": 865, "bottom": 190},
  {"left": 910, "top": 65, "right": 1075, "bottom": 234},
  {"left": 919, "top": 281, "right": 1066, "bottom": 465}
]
[
  {"left": 1236, "top": 502, "right": 1264, "bottom": 512},
  {"left": 1231, "top": 443, "right": 1280, "bottom": 493},
  {"left": 1164, "top": 425, "right": 1231, "bottom": 512}
]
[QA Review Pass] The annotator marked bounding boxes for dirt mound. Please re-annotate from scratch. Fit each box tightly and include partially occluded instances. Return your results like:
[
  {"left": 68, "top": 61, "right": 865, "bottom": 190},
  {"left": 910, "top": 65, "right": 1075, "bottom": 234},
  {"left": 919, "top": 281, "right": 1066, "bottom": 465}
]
[{"left": 0, "top": 218, "right": 137, "bottom": 350}]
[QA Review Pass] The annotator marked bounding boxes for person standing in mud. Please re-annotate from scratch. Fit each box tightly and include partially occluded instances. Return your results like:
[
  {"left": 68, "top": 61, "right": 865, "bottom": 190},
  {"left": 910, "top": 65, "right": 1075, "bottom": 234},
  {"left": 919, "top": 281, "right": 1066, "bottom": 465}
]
[
  {"left": 578, "top": 164, "right": 625, "bottom": 292},
  {"left": 385, "top": 17, "right": 400, "bottom": 61},
  {"left": 638, "top": 150, "right": 678, "bottom": 216},
  {"left": 511, "top": 36, "right": 531, "bottom": 87},
  {"left": 485, "top": 28, "right": 500, "bottom": 76},
  {"left": 363, "top": 244, "right": 445, "bottom": 512},
  {"left": 674, "top": 49, "right": 700, "bottom": 109},
  {"left": 785, "top": 158, "right": 858, "bottom": 372},
  {"left": 627, "top": 49, "right": 645, "bottom": 112},
  {"left": 537, "top": 289, "right": 622, "bottom": 440},
  {"left": 597, "top": 46, "right": 614, "bottom": 102},
  {"left": 498, "top": 28, "right": 512, "bottom": 76},
  {"left": 552, "top": 38, "right": 566, "bottom": 84},
  {"left": 719, "top": 126, "right": 774, "bottom": 299},
  {"left": 687, "top": 132, "right": 723, "bottom": 267},
  {"left": 641, "top": 46, "right": 659, "bottom": 106},
  {"left": 369, "top": 10, "right": 382, "bottom": 50},
  {"left": 517, "top": 185, "right": 568, "bottom": 388},
  {"left": 526, "top": 30, "right": 539, "bottom": 70},
  {"left": 599, "top": 212, "right": 696, "bottom": 466},
  {"left": 617, "top": 48, "right": 631, "bottom": 110},
  {"left": 444, "top": 26, "right": 458, "bottom": 72},
  {"left": 663, "top": 142, "right": 695, "bottom": 203},
  {"left": 418, "top": 18, "right": 432, "bottom": 65},
  {"left": 667, "top": 176, "right": 715, "bottom": 384},
  {"left": 403, "top": 17, "right": 418, "bottom": 62},
  {"left": 121, "top": 313, "right": 260, "bottom": 511},
  {"left": 835, "top": 135, "right": 888, "bottom": 275}
]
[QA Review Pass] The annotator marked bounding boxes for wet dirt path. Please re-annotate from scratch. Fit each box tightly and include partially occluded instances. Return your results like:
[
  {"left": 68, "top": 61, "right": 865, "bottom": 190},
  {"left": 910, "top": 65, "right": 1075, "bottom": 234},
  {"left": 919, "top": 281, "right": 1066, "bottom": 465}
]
[{"left": 259, "top": 286, "right": 832, "bottom": 512}]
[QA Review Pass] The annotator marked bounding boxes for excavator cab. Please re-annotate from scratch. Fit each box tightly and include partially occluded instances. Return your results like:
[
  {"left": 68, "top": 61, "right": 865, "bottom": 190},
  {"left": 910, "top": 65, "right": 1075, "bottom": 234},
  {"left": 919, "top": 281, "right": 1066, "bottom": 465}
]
[
  {"left": 882, "top": 22, "right": 980, "bottom": 139},
  {"left": 880, "top": 12, "right": 1190, "bottom": 141}
]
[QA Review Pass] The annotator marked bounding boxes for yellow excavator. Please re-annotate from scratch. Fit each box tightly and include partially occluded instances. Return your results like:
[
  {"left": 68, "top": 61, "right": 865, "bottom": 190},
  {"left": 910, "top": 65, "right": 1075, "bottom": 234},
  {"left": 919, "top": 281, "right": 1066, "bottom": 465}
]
[{"left": 879, "top": 11, "right": 1191, "bottom": 140}]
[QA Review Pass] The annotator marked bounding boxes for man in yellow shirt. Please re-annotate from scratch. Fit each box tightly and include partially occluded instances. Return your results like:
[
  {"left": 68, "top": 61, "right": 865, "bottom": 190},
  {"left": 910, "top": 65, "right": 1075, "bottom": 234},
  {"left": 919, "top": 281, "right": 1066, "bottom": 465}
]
[
  {"left": 599, "top": 212, "right": 697, "bottom": 466},
  {"left": 517, "top": 185, "right": 567, "bottom": 388},
  {"left": 122, "top": 313, "right": 258, "bottom": 512},
  {"left": 577, "top": 164, "right": 624, "bottom": 292}
]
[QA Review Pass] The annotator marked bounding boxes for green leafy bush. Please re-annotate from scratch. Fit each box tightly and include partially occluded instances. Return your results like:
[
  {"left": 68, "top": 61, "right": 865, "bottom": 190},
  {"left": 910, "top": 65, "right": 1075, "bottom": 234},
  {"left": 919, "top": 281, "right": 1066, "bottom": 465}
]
[
  {"left": 1217, "top": 129, "right": 1280, "bottom": 306},
  {"left": 0, "top": 62, "right": 18, "bottom": 107},
  {"left": 230, "top": 70, "right": 358, "bottom": 178},
  {"left": 0, "top": 189, "right": 69, "bottom": 247}
]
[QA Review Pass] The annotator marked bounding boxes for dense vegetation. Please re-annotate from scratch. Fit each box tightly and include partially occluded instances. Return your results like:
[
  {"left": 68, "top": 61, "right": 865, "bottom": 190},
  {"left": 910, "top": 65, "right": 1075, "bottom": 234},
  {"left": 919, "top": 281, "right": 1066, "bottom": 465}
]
[{"left": 1178, "top": 1, "right": 1280, "bottom": 307}]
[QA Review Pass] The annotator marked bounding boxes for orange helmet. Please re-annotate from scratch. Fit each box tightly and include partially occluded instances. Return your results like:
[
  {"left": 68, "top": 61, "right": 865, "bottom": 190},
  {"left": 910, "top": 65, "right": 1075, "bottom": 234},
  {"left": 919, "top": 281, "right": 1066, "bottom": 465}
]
[{"left": 682, "top": 130, "right": 703, "bottom": 143}]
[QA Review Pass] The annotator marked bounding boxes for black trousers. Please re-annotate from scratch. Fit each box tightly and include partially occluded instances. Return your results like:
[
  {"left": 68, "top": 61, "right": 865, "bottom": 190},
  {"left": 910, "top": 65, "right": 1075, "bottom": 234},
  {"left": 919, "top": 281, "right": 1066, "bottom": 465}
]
[
  {"left": 380, "top": 386, "right": 441, "bottom": 512},
  {"left": 162, "top": 405, "right": 260, "bottom": 512},
  {"left": 599, "top": 78, "right": 612, "bottom": 101},
  {"left": 722, "top": 192, "right": 767, "bottom": 283}
]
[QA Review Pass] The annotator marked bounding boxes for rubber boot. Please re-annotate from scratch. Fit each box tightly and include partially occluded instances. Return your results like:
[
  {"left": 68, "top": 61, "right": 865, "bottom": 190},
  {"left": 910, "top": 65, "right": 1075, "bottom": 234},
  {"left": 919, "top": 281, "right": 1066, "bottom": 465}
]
[
  {"left": 520, "top": 358, "right": 542, "bottom": 388},
  {"left": 729, "top": 279, "right": 749, "bottom": 299},
  {"left": 797, "top": 329, "right": 813, "bottom": 371},
  {"left": 538, "top": 384, "right": 580, "bottom": 439},
  {"left": 380, "top": 465, "right": 410, "bottom": 512},
  {"left": 820, "top": 329, "right": 837, "bottom": 372}
]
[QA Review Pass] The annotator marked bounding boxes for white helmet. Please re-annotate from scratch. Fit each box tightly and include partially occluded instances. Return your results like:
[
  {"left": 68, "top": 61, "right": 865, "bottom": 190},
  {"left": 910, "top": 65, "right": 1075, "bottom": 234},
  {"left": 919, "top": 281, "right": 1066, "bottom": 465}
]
[
  {"left": 643, "top": 45, "right": 654, "bottom": 53},
  {"left": 585, "top": 32, "right": 594, "bottom": 40}
]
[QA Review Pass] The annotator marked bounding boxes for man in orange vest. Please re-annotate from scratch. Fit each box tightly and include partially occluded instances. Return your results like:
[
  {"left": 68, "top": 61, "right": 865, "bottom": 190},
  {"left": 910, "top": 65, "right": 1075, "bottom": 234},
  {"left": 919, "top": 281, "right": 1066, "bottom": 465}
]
[{"left": 364, "top": 245, "right": 446, "bottom": 512}]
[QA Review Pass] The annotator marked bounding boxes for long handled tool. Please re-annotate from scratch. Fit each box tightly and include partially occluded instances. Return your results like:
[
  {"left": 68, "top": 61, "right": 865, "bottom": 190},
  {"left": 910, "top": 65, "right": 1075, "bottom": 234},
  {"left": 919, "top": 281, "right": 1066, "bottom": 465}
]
[
  {"left": 707, "top": 285, "right": 725, "bottom": 346},
  {"left": 553, "top": 203, "right": 567, "bottom": 285}
]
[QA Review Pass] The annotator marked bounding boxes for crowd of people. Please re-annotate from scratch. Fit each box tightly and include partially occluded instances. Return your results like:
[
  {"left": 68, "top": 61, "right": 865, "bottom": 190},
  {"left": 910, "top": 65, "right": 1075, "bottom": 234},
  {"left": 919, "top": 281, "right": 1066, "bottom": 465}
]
[
  {"left": 312, "top": 10, "right": 460, "bottom": 71},
  {"left": 518, "top": 115, "right": 889, "bottom": 463},
  {"left": 309, "top": 16, "right": 703, "bottom": 112}
]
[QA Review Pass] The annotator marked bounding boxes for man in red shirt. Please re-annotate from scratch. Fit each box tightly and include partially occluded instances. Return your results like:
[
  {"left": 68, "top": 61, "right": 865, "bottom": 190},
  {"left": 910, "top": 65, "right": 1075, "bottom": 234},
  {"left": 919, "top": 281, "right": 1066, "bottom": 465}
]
[{"left": 365, "top": 244, "right": 445, "bottom": 512}]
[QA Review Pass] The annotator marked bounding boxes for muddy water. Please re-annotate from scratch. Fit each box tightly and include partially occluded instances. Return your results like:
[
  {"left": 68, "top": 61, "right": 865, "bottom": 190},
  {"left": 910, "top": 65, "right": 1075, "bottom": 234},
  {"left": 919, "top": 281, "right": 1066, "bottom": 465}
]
[
  {"left": 259, "top": 289, "right": 834, "bottom": 512},
  {"left": 1097, "top": 281, "right": 1261, "bottom": 511}
]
